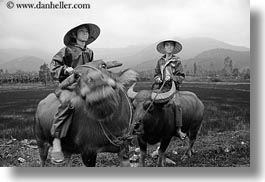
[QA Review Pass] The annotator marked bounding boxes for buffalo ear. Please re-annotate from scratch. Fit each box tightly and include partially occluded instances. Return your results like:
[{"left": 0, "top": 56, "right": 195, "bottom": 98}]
[
  {"left": 116, "top": 69, "right": 139, "bottom": 86},
  {"left": 106, "top": 61, "right": 123, "bottom": 69},
  {"left": 143, "top": 100, "right": 154, "bottom": 112}
]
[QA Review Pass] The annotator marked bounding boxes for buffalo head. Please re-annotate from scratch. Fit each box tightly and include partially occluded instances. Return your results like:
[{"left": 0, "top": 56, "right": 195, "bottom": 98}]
[
  {"left": 127, "top": 81, "right": 176, "bottom": 135},
  {"left": 74, "top": 60, "right": 138, "bottom": 119}
]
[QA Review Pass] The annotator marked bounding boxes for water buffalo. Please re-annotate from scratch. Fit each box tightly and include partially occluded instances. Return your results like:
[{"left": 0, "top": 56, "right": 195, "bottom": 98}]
[
  {"left": 35, "top": 60, "right": 138, "bottom": 167},
  {"left": 127, "top": 82, "right": 204, "bottom": 167}
]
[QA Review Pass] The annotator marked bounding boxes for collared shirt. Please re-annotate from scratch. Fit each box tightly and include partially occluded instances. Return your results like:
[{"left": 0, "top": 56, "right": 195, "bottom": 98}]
[
  {"left": 50, "top": 44, "right": 94, "bottom": 82},
  {"left": 163, "top": 56, "right": 173, "bottom": 79}
]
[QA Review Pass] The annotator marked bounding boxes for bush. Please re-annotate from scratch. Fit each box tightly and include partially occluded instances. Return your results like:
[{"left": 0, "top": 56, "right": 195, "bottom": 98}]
[{"left": 209, "top": 77, "right": 223, "bottom": 82}]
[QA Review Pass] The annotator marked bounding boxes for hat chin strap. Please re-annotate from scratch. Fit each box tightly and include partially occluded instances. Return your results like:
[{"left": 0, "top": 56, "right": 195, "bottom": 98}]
[
  {"left": 165, "top": 52, "right": 173, "bottom": 57},
  {"left": 76, "top": 39, "right": 86, "bottom": 48}
]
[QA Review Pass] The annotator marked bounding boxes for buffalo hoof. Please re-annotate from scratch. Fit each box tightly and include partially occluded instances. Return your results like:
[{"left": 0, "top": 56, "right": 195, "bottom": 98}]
[
  {"left": 165, "top": 158, "right": 176, "bottom": 165},
  {"left": 191, "top": 149, "right": 197, "bottom": 154},
  {"left": 138, "top": 162, "right": 145, "bottom": 167},
  {"left": 130, "top": 163, "right": 140, "bottom": 167},
  {"left": 151, "top": 149, "right": 159, "bottom": 158},
  {"left": 120, "top": 159, "right": 131, "bottom": 167}
]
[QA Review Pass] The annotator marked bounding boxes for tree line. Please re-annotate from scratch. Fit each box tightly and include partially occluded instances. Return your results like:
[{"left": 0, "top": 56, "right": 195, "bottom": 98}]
[
  {"left": 1, "top": 57, "right": 250, "bottom": 84},
  {"left": 0, "top": 63, "right": 52, "bottom": 85},
  {"left": 138, "top": 56, "right": 250, "bottom": 82}
]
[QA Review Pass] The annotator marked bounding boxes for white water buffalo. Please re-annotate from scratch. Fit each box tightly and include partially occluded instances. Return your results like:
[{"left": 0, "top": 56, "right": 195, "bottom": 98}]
[
  {"left": 127, "top": 82, "right": 204, "bottom": 167},
  {"left": 35, "top": 60, "right": 138, "bottom": 167}
]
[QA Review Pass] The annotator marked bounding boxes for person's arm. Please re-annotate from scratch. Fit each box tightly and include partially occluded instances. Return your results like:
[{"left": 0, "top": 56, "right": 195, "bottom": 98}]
[
  {"left": 171, "top": 60, "right": 185, "bottom": 84},
  {"left": 50, "top": 47, "right": 69, "bottom": 81},
  {"left": 85, "top": 48, "right": 94, "bottom": 62},
  {"left": 90, "top": 51, "right": 94, "bottom": 62},
  {"left": 154, "top": 60, "right": 162, "bottom": 82}
]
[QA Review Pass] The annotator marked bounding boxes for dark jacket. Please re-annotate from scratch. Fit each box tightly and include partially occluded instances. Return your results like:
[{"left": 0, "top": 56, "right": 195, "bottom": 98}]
[
  {"left": 50, "top": 44, "right": 94, "bottom": 82},
  {"left": 153, "top": 55, "right": 185, "bottom": 90}
]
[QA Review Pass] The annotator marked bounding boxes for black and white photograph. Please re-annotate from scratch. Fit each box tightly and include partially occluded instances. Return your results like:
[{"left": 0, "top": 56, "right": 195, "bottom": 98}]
[{"left": 0, "top": 0, "right": 253, "bottom": 171}]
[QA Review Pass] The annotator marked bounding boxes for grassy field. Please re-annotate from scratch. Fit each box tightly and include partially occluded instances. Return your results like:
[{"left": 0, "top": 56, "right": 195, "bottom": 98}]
[
  {"left": 134, "top": 82, "right": 250, "bottom": 136},
  {"left": 0, "top": 82, "right": 250, "bottom": 167},
  {"left": 0, "top": 84, "right": 56, "bottom": 139}
]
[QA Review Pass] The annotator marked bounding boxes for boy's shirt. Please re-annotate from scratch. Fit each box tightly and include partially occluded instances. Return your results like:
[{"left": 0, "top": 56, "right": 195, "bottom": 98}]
[
  {"left": 154, "top": 55, "right": 185, "bottom": 90},
  {"left": 50, "top": 44, "right": 94, "bottom": 82}
]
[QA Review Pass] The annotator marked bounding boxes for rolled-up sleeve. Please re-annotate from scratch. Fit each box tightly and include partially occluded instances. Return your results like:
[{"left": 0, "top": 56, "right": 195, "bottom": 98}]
[
  {"left": 153, "top": 60, "right": 162, "bottom": 81},
  {"left": 50, "top": 47, "right": 66, "bottom": 81},
  {"left": 172, "top": 60, "right": 185, "bottom": 84}
]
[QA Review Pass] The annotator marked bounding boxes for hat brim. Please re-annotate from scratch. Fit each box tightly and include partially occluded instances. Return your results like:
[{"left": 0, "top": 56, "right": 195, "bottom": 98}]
[
  {"left": 63, "top": 23, "right": 100, "bottom": 46},
  {"left": 156, "top": 40, "right": 182, "bottom": 54}
]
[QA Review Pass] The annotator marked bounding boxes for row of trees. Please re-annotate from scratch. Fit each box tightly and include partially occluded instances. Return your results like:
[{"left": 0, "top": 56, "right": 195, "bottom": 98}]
[
  {"left": 0, "top": 63, "right": 52, "bottom": 85},
  {"left": 1, "top": 57, "right": 250, "bottom": 84},
  {"left": 189, "top": 57, "right": 250, "bottom": 79},
  {"left": 38, "top": 63, "right": 52, "bottom": 86},
  {"left": 138, "top": 57, "right": 250, "bottom": 81}
]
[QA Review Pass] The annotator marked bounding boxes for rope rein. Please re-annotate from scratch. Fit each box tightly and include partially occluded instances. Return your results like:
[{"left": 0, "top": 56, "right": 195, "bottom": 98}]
[
  {"left": 97, "top": 119, "right": 121, "bottom": 147},
  {"left": 59, "top": 63, "right": 133, "bottom": 148},
  {"left": 75, "top": 64, "right": 135, "bottom": 147},
  {"left": 141, "top": 81, "right": 167, "bottom": 120},
  {"left": 73, "top": 64, "right": 136, "bottom": 148},
  {"left": 96, "top": 88, "right": 134, "bottom": 147}
]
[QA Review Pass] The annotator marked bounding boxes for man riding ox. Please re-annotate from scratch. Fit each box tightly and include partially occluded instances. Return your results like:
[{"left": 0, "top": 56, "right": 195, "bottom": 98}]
[
  {"left": 153, "top": 39, "right": 186, "bottom": 140},
  {"left": 49, "top": 23, "right": 100, "bottom": 164},
  {"left": 126, "top": 39, "right": 204, "bottom": 167},
  {"left": 35, "top": 59, "right": 138, "bottom": 167},
  {"left": 127, "top": 80, "right": 204, "bottom": 167}
]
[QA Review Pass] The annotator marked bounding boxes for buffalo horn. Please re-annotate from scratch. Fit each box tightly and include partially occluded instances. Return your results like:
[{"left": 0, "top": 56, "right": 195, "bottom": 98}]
[
  {"left": 151, "top": 81, "right": 176, "bottom": 101},
  {"left": 127, "top": 83, "right": 138, "bottom": 99}
]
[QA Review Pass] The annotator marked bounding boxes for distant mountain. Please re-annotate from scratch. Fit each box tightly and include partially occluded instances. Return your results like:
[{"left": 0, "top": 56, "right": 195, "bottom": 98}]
[
  {"left": 0, "top": 37, "right": 250, "bottom": 73},
  {"left": 0, "top": 49, "right": 53, "bottom": 65},
  {"left": 118, "top": 37, "right": 249, "bottom": 70},
  {"left": 93, "top": 45, "right": 148, "bottom": 61},
  {"left": 0, "top": 45, "right": 146, "bottom": 68},
  {"left": 134, "top": 48, "right": 250, "bottom": 72},
  {"left": 186, "top": 48, "right": 250, "bottom": 70},
  {"left": 0, "top": 56, "right": 45, "bottom": 73}
]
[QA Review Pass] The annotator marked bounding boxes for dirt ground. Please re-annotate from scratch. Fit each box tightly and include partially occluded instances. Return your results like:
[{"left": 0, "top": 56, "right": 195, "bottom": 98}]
[{"left": 0, "top": 130, "right": 249, "bottom": 167}]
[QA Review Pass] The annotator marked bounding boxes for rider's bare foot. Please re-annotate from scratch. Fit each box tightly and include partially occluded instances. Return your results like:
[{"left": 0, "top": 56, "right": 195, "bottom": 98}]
[{"left": 51, "top": 138, "right": 64, "bottom": 164}]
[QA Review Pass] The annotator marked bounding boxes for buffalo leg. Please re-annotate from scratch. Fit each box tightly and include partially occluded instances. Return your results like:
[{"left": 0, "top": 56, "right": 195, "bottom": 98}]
[
  {"left": 81, "top": 151, "right": 97, "bottom": 167},
  {"left": 118, "top": 144, "right": 131, "bottom": 167},
  {"left": 64, "top": 152, "right": 72, "bottom": 167},
  {"left": 118, "top": 154, "right": 131, "bottom": 167},
  {"left": 157, "top": 138, "right": 171, "bottom": 167},
  {"left": 37, "top": 142, "right": 50, "bottom": 167},
  {"left": 138, "top": 137, "right": 147, "bottom": 167},
  {"left": 181, "top": 126, "right": 199, "bottom": 161}
]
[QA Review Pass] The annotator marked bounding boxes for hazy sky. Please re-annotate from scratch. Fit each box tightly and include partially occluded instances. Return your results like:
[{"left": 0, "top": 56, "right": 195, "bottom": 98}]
[{"left": 0, "top": 0, "right": 249, "bottom": 52}]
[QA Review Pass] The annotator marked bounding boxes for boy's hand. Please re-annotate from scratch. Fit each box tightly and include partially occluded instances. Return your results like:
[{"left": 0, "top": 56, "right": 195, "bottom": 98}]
[
  {"left": 65, "top": 67, "right": 74, "bottom": 74},
  {"left": 155, "top": 77, "right": 162, "bottom": 83},
  {"left": 165, "top": 75, "right": 171, "bottom": 81}
]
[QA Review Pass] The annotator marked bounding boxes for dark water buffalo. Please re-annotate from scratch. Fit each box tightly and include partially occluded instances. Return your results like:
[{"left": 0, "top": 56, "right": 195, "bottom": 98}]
[
  {"left": 127, "top": 82, "right": 204, "bottom": 167},
  {"left": 35, "top": 60, "right": 138, "bottom": 167}
]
